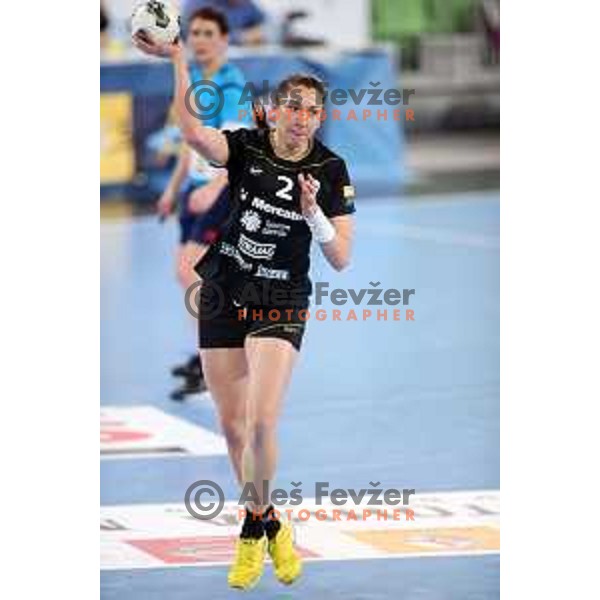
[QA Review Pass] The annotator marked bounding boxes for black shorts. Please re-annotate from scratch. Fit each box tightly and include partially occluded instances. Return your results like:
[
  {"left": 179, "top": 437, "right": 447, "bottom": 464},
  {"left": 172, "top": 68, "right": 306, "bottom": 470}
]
[{"left": 198, "top": 283, "right": 307, "bottom": 352}]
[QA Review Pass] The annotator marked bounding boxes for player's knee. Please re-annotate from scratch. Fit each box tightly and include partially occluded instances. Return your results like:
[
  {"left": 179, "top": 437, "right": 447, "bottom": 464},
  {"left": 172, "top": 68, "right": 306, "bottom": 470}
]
[{"left": 221, "top": 419, "right": 247, "bottom": 452}]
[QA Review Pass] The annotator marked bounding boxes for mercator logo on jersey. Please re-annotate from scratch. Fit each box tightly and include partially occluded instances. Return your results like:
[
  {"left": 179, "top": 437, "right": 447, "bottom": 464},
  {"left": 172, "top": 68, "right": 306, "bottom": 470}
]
[
  {"left": 251, "top": 197, "right": 303, "bottom": 221},
  {"left": 238, "top": 234, "right": 276, "bottom": 260}
]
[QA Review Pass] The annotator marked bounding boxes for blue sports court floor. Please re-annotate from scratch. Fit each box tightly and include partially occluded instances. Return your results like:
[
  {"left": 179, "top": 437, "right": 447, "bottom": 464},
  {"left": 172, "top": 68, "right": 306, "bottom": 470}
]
[{"left": 100, "top": 190, "right": 500, "bottom": 599}]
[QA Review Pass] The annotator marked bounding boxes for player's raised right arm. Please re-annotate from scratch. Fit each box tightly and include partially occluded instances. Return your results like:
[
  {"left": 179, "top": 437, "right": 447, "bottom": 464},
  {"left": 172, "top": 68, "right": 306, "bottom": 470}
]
[{"left": 133, "top": 34, "right": 230, "bottom": 166}]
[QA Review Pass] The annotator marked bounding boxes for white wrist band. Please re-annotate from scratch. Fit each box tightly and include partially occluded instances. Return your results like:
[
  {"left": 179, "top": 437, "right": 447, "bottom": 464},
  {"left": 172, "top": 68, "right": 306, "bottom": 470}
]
[{"left": 305, "top": 206, "right": 336, "bottom": 244}]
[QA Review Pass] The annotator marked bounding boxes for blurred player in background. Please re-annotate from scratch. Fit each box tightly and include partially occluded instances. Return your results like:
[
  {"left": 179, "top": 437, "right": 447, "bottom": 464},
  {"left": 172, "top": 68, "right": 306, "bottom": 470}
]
[
  {"left": 182, "top": 0, "right": 266, "bottom": 45},
  {"left": 158, "top": 7, "right": 252, "bottom": 400}
]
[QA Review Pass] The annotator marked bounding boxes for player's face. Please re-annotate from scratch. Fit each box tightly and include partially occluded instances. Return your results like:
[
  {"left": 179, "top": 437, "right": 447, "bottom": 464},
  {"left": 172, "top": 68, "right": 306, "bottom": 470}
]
[
  {"left": 187, "top": 19, "right": 227, "bottom": 65},
  {"left": 278, "top": 86, "right": 323, "bottom": 147}
]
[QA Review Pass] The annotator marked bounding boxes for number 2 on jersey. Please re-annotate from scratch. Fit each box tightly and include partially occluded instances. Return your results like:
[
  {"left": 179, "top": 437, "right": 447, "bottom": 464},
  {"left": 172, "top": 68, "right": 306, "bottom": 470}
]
[{"left": 275, "top": 175, "right": 294, "bottom": 201}]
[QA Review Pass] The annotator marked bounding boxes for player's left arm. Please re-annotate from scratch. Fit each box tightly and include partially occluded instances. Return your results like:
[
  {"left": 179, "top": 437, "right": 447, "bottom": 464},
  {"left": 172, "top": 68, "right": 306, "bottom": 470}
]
[
  {"left": 322, "top": 215, "right": 354, "bottom": 271},
  {"left": 299, "top": 171, "right": 355, "bottom": 271}
]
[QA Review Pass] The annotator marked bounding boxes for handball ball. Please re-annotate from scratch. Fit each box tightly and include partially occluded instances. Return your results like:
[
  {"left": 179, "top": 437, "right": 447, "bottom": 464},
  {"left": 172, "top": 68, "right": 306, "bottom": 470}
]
[{"left": 131, "top": 1, "right": 180, "bottom": 45}]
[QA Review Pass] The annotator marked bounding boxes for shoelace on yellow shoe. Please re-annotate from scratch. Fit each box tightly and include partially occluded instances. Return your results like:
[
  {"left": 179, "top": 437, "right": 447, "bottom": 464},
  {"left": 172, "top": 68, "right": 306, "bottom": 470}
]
[{"left": 235, "top": 538, "right": 263, "bottom": 567}]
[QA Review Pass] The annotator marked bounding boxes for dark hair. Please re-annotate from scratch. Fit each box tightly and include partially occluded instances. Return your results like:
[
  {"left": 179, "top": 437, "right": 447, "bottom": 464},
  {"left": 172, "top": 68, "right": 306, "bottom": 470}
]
[
  {"left": 253, "top": 99, "right": 269, "bottom": 131},
  {"left": 275, "top": 74, "right": 326, "bottom": 106},
  {"left": 252, "top": 73, "right": 326, "bottom": 130},
  {"left": 188, "top": 7, "right": 229, "bottom": 35}
]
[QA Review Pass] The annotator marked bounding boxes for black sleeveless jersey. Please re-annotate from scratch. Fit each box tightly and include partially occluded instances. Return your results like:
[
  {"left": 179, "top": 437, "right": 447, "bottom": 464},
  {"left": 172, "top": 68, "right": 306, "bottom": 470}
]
[{"left": 195, "top": 128, "right": 356, "bottom": 307}]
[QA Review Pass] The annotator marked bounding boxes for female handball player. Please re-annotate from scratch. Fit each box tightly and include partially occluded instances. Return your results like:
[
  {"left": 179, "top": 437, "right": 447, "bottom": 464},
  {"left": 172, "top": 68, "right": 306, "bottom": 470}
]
[{"left": 134, "top": 31, "right": 356, "bottom": 590}]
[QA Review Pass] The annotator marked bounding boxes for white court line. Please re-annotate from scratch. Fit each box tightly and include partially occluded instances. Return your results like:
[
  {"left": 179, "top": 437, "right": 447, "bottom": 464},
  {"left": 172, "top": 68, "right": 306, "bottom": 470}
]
[
  {"left": 101, "top": 490, "right": 499, "bottom": 571},
  {"left": 100, "top": 405, "right": 226, "bottom": 460}
]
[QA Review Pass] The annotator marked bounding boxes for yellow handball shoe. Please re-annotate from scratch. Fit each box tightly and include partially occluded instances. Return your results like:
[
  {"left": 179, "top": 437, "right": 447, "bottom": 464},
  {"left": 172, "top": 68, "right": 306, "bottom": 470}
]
[
  {"left": 267, "top": 523, "right": 302, "bottom": 585},
  {"left": 228, "top": 536, "right": 267, "bottom": 590}
]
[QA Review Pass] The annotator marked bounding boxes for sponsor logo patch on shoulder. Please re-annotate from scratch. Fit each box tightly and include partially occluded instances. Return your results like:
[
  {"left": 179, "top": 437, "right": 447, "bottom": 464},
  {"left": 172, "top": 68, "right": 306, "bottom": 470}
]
[{"left": 343, "top": 185, "right": 355, "bottom": 199}]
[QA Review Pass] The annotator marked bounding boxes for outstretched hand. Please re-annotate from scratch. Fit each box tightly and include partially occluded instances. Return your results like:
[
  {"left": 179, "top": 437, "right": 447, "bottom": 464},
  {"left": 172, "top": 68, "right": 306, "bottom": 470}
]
[{"left": 132, "top": 31, "right": 182, "bottom": 59}]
